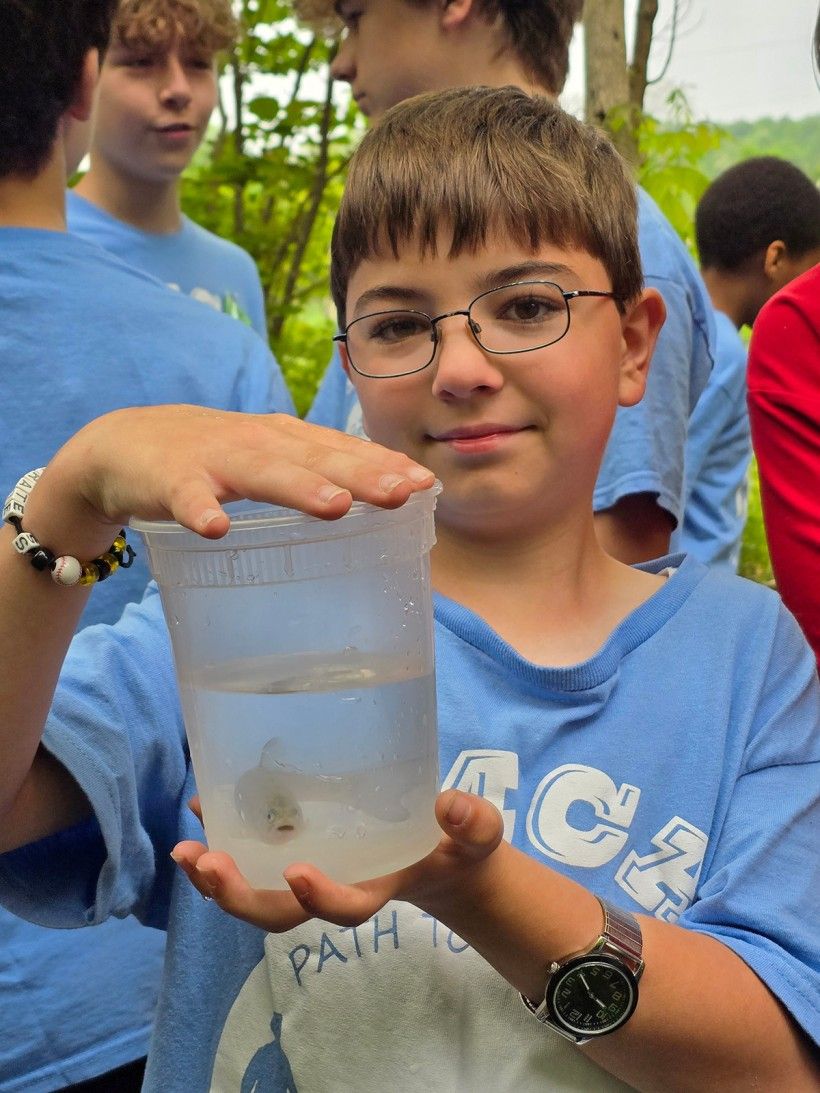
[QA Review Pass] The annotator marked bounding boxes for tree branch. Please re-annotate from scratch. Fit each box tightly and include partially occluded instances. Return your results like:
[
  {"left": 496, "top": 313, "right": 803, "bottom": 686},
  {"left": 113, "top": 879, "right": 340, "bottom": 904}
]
[
  {"left": 270, "top": 59, "right": 336, "bottom": 341},
  {"left": 628, "top": 0, "right": 659, "bottom": 109}
]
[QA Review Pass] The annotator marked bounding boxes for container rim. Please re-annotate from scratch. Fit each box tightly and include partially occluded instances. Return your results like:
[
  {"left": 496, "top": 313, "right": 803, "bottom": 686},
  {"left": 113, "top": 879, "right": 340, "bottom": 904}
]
[{"left": 130, "top": 480, "right": 442, "bottom": 537}]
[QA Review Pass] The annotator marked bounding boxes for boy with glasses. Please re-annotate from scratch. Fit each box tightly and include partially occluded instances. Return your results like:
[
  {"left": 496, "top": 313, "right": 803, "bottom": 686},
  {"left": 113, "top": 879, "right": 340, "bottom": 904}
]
[
  {"left": 0, "top": 87, "right": 817, "bottom": 1092},
  {"left": 301, "top": 0, "right": 715, "bottom": 567}
]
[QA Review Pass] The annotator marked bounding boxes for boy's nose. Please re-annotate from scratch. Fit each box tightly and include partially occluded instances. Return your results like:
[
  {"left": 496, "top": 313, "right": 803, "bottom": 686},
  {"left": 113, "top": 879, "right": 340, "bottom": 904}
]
[
  {"left": 330, "top": 37, "right": 355, "bottom": 83},
  {"left": 159, "top": 57, "right": 193, "bottom": 107},
  {"left": 429, "top": 317, "right": 505, "bottom": 400}
]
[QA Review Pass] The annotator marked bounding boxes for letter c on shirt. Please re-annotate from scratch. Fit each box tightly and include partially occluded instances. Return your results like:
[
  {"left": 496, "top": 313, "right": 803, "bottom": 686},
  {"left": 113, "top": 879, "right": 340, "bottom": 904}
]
[{"left": 526, "top": 764, "right": 640, "bottom": 867}]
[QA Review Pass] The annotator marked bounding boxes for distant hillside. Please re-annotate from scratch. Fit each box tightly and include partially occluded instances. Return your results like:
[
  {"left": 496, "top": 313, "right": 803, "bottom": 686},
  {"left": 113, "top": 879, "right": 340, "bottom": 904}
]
[{"left": 702, "top": 115, "right": 820, "bottom": 180}]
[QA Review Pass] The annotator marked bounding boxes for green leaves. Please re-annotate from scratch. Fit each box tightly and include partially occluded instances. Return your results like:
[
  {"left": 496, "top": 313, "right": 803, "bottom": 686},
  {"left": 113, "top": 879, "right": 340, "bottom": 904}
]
[{"left": 181, "top": 6, "right": 356, "bottom": 415}]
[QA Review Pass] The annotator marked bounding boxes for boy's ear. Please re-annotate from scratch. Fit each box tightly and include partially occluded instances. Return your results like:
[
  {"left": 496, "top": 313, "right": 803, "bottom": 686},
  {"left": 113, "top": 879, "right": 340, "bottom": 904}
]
[
  {"left": 66, "top": 49, "right": 100, "bottom": 123},
  {"left": 338, "top": 339, "right": 353, "bottom": 380},
  {"left": 617, "top": 288, "right": 665, "bottom": 408},
  {"left": 440, "top": 0, "right": 477, "bottom": 31},
  {"left": 763, "top": 240, "right": 787, "bottom": 282}
]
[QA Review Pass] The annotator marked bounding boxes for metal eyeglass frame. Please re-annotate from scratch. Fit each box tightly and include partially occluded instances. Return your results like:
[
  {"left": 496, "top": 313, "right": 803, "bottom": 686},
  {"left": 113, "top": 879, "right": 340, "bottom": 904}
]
[{"left": 332, "top": 279, "right": 622, "bottom": 379}]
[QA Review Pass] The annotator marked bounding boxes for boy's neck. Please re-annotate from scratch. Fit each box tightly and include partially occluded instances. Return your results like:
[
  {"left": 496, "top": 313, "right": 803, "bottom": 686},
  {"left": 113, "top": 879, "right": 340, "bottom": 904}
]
[
  {"left": 0, "top": 153, "right": 67, "bottom": 231},
  {"left": 700, "top": 267, "right": 751, "bottom": 331},
  {"left": 75, "top": 159, "right": 183, "bottom": 234},
  {"left": 430, "top": 515, "right": 664, "bottom": 667}
]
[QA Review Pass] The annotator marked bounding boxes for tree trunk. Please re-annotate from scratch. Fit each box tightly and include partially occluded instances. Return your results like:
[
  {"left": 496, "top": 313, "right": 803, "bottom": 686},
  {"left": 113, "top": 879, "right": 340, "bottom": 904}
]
[{"left": 583, "top": 0, "right": 638, "bottom": 165}]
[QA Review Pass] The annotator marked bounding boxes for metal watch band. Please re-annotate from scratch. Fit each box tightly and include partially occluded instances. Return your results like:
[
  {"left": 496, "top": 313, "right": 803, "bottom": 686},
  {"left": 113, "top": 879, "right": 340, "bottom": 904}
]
[{"left": 595, "top": 897, "right": 644, "bottom": 978}]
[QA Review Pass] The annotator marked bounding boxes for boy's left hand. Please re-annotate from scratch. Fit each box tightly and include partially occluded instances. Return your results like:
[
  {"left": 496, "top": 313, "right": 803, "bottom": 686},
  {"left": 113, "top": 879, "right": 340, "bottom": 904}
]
[{"left": 171, "top": 789, "right": 504, "bottom": 932}]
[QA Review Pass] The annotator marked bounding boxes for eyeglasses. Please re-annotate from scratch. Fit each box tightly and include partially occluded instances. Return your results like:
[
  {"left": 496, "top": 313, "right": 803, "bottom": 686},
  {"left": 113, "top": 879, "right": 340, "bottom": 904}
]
[{"left": 333, "top": 280, "right": 622, "bottom": 379}]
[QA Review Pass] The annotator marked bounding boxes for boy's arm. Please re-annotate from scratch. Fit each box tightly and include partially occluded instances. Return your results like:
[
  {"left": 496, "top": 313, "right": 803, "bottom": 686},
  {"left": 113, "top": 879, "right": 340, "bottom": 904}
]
[{"left": 0, "top": 406, "right": 434, "bottom": 849}]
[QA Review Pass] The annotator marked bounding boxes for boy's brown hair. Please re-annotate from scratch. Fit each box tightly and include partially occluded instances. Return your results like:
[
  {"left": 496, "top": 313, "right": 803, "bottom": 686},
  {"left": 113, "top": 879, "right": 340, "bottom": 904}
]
[
  {"left": 330, "top": 85, "right": 642, "bottom": 326},
  {"left": 112, "top": 0, "right": 238, "bottom": 54},
  {"left": 294, "top": 0, "right": 584, "bottom": 95}
]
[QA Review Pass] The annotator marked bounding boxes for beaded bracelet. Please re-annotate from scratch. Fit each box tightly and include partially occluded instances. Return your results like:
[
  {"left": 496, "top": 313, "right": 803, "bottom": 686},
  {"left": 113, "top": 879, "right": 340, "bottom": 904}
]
[{"left": 3, "top": 468, "right": 136, "bottom": 587}]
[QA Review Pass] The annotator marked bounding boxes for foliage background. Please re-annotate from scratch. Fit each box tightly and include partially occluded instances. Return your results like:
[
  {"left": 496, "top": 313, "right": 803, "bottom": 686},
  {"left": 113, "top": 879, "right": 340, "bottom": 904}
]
[{"left": 178, "top": 7, "right": 818, "bottom": 581}]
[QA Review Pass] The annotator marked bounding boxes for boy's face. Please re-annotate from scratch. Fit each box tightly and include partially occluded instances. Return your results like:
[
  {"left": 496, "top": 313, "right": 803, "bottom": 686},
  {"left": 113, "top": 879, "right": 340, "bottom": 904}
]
[
  {"left": 331, "top": 0, "right": 455, "bottom": 119},
  {"left": 340, "top": 234, "right": 652, "bottom": 533},
  {"left": 90, "top": 36, "right": 218, "bottom": 183}
]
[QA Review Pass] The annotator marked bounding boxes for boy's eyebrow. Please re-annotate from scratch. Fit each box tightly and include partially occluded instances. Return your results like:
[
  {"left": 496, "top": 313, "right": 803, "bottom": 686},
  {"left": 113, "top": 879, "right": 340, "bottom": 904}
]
[
  {"left": 474, "top": 261, "right": 579, "bottom": 292},
  {"left": 353, "top": 285, "right": 429, "bottom": 315}
]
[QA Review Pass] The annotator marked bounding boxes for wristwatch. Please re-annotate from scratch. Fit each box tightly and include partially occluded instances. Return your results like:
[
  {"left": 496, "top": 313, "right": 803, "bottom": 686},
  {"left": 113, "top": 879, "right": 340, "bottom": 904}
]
[{"left": 520, "top": 897, "right": 644, "bottom": 1044}]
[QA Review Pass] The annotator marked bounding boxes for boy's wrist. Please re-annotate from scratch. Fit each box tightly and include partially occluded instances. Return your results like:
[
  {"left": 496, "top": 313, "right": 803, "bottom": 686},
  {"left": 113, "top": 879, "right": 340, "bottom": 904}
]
[
  {"left": 411, "top": 835, "right": 513, "bottom": 925},
  {"left": 22, "top": 458, "right": 124, "bottom": 563}
]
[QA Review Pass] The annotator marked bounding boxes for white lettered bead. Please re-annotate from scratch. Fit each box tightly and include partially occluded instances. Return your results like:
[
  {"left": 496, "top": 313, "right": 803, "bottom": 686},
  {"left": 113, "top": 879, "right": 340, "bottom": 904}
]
[{"left": 51, "top": 556, "right": 83, "bottom": 586}]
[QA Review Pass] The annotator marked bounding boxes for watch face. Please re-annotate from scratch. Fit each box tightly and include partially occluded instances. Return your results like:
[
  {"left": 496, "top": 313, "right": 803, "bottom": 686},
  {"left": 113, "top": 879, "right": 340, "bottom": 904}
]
[{"left": 547, "top": 954, "right": 638, "bottom": 1037}]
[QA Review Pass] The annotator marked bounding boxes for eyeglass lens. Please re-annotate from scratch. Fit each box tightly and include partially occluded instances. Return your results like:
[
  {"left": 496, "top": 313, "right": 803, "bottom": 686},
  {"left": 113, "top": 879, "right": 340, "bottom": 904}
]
[{"left": 346, "top": 281, "right": 570, "bottom": 377}]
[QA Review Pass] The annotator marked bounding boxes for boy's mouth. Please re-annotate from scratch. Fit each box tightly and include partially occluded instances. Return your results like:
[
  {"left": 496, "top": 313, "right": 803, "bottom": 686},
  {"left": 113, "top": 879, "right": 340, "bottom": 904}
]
[
  {"left": 155, "top": 123, "right": 194, "bottom": 134},
  {"left": 429, "top": 423, "right": 530, "bottom": 454},
  {"left": 431, "top": 424, "right": 523, "bottom": 441}
]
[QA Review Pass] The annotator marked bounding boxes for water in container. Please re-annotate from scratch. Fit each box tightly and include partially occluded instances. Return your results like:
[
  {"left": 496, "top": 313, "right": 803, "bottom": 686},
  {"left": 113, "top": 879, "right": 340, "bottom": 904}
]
[{"left": 133, "top": 485, "right": 441, "bottom": 888}]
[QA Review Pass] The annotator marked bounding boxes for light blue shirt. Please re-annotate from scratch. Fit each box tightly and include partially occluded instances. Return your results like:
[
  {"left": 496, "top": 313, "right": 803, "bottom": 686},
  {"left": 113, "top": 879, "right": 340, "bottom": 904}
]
[
  {"left": 1, "top": 556, "right": 817, "bottom": 1089},
  {"left": 672, "top": 310, "right": 751, "bottom": 570},
  {"left": 67, "top": 190, "right": 268, "bottom": 339}
]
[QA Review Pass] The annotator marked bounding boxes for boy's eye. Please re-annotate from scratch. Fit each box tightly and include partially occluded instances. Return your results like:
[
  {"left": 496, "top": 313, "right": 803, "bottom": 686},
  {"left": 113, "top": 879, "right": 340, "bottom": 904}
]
[
  {"left": 184, "top": 54, "right": 214, "bottom": 70},
  {"left": 490, "top": 288, "right": 566, "bottom": 325},
  {"left": 363, "top": 313, "right": 431, "bottom": 344},
  {"left": 125, "top": 55, "right": 153, "bottom": 68},
  {"left": 337, "top": 3, "right": 363, "bottom": 30}
]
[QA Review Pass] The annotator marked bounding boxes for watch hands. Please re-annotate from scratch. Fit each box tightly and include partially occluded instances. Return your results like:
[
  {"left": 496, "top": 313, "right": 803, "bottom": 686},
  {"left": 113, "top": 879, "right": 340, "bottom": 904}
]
[{"left": 578, "top": 972, "right": 607, "bottom": 1011}]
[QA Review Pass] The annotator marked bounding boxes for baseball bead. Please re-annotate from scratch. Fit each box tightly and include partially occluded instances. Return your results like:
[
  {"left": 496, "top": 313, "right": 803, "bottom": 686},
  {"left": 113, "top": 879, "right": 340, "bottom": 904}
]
[{"left": 51, "top": 556, "right": 83, "bottom": 586}]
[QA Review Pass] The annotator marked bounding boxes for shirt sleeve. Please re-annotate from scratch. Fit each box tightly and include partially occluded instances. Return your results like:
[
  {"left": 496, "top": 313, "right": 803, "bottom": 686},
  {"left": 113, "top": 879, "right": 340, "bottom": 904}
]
[
  {"left": 0, "top": 586, "right": 192, "bottom": 933},
  {"left": 678, "top": 601, "right": 820, "bottom": 1044},
  {"left": 747, "top": 273, "right": 820, "bottom": 666}
]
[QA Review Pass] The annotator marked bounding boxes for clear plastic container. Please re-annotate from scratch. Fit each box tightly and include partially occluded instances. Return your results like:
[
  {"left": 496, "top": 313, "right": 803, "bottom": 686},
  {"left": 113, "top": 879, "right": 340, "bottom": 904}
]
[{"left": 132, "top": 485, "right": 441, "bottom": 888}]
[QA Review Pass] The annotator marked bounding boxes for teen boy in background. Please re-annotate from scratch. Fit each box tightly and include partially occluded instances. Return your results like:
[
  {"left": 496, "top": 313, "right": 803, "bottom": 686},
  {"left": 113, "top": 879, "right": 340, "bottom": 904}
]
[
  {"left": 68, "top": 0, "right": 268, "bottom": 337},
  {"left": 0, "top": 87, "right": 817, "bottom": 1092},
  {"left": 673, "top": 156, "right": 820, "bottom": 571},
  {"left": 299, "top": 0, "right": 716, "bottom": 566},
  {"left": 0, "top": 2, "right": 293, "bottom": 1089}
]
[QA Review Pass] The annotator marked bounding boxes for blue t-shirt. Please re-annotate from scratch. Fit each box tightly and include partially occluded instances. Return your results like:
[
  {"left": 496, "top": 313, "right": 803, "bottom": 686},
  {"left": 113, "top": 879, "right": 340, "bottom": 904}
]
[
  {"left": 308, "top": 189, "right": 716, "bottom": 527},
  {"left": 0, "top": 227, "right": 294, "bottom": 1091},
  {"left": 67, "top": 190, "right": 268, "bottom": 339},
  {"left": 672, "top": 310, "right": 751, "bottom": 571},
  {"left": 1, "top": 556, "right": 817, "bottom": 1090}
]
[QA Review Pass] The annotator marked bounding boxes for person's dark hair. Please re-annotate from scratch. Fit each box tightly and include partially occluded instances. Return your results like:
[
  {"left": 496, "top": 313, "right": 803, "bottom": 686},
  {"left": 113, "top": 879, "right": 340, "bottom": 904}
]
[
  {"left": 331, "top": 85, "right": 642, "bottom": 327},
  {"left": 295, "top": 0, "right": 584, "bottom": 94},
  {"left": 696, "top": 156, "right": 820, "bottom": 271},
  {"left": 0, "top": 0, "right": 118, "bottom": 179}
]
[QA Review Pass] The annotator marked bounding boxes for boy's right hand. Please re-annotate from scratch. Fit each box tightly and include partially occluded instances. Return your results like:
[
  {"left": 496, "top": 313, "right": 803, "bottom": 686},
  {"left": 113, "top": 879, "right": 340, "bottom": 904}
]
[{"left": 23, "top": 406, "right": 435, "bottom": 559}]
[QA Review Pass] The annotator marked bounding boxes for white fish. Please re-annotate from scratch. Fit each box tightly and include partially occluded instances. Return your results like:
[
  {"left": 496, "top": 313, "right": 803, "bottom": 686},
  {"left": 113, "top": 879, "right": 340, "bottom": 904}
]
[{"left": 234, "top": 737, "right": 418, "bottom": 841}]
